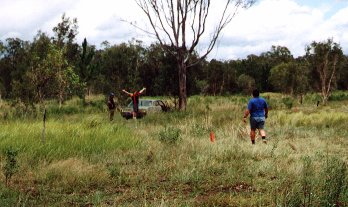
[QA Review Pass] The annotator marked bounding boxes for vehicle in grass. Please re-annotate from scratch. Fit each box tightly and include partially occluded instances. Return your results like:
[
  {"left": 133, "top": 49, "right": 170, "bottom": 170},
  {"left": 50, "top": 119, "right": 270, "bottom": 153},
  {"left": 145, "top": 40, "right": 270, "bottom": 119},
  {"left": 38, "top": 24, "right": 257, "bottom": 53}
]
[{"left": 121, "top": 99, "right": 169, "bottom": 119}]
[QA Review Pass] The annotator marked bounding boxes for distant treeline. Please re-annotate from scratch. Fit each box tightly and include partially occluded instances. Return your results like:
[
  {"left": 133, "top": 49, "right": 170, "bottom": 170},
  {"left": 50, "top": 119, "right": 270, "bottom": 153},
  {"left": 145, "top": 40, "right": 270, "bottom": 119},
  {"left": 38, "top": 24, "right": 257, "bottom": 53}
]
[{"left": 0, "top": 14, "right": 347, "bottom": 106}]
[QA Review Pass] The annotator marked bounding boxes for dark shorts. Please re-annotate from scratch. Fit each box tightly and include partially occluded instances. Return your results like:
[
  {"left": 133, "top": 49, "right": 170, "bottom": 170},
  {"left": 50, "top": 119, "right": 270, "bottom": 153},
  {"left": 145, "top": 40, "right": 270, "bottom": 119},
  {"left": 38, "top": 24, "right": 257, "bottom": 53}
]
[{"left": 250, "top": 117, "right": 265, "bottom": 130}]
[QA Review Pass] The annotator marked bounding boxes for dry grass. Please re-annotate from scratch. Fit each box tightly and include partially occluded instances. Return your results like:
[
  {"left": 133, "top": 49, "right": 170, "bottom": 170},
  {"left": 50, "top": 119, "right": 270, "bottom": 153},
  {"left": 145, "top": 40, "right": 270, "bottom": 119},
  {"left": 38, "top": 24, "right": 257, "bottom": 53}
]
[{"left": 0, "top": 93, "right": 347, "bottom": 206}]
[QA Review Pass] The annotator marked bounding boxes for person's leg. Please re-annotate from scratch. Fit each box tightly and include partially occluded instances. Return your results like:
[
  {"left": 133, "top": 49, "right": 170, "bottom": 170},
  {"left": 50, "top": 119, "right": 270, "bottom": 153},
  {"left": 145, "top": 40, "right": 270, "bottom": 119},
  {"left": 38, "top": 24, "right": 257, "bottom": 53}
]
[
  {"left": 255, "top": 120, "right": 266, "bottom": 143},
  {"left": 259, "top": 129, "right": 266, "bottom": 137},
  {"left": 133, "top": 104, "right": 138, "bottom": 120},
  {"left": 250, "top": 129, "right": 256, "bottom": 144},
  {"left": 259, "top": 129, "right": 266, "bottom": 143},
  {"left": 249, "top": 117, "right": 257, "bottom": 144},
  {"left": 109, "top": 110, "right": 115, "bottom": 121}
]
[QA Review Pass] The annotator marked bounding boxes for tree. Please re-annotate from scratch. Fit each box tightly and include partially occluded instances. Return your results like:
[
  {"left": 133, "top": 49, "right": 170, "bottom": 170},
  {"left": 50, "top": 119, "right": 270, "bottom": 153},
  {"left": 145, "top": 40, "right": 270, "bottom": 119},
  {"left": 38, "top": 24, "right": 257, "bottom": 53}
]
[
  {"left": 269, "top": 62, "right": 309, "bottom": 96},
  {"left": 235, "top": 54, "right": 270, "bottom": 91},
  {"left": 97, "top": 41, "right": 145, "bottom": 98},
  {"left": 262, "top": 45, "right": 293, "bottom": 64},
  {"left": 305, "top": 38, "right": 344, "bottom": 104},
  {"left": 0, "top": 38, "right": 31, "bottom": 100},
  {"left": 25, "top": 32, "right": 54, "bottom": 104},
  {"left": 237, "top": 74, "right": 255, "bottom": 94},
  {"left": 52, "top": 46, "right": 82, "bottom": 107},
  {"left": 0, "top": 41, "right": 5, "bottom": 99},
  {"left": 205, "top": 59, "right": 225, "bottom": 95},
  {"left": 78, "top": 38, "right": 96, "bottom": 102},
  {"left": 140, "top": 43, "right": 178, "bottom": 96},
  {"left": 52, "top": 13, "right": 79, "bottom": 66},
  {"left": 134, "top": 0, "right": 255, "bottom": 110},
  {"left": 336, "top": 55, "right": 348, "bottom": 90},
  {"left": 51, "top": 13, "right": 84, "bottom": 106}
]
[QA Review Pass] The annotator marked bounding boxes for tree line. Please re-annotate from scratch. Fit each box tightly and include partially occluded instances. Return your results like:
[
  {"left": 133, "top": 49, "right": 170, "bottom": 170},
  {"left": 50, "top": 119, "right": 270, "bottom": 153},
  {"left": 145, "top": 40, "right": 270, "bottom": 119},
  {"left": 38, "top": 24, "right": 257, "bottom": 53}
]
[{"left": 0, "top": 14, "right": 347, "bottom": 108}]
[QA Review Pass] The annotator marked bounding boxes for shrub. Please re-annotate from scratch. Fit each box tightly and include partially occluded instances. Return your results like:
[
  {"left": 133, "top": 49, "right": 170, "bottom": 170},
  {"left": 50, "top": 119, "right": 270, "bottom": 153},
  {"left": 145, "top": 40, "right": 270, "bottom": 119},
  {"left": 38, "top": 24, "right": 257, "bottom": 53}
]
[
  {"left": 159, "top": 126, "right": 181, "bottom": 144},
  {"left": 301, "top": 156, "right": 314, "bottom": 206},
  {"left": 320, "top": 156, "right": 347, "bottom": 206},
  {"left": 328, "top": 90, "right": 348, "bottom": 101},
  {"left": 2, "top": 147, "right": 19, "bottom": 186},
  {"left": 0, "top": 183, "right": 19, "bottom": 207},
  {"left": 282, "top": 97, "right": 293, "bottom": 109}
]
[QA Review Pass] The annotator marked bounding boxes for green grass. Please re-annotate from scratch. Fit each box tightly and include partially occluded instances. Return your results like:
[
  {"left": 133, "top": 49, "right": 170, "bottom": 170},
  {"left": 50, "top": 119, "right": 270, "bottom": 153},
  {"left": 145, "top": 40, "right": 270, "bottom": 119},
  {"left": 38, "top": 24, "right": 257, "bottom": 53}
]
[{"left": 0, "top": 92, "right": 347, "bottom": 206}]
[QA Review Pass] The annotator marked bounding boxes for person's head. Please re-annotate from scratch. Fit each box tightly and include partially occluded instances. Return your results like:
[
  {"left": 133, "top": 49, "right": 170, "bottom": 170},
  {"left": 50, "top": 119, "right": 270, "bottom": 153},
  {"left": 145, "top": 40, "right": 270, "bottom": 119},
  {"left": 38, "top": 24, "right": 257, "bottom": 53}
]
[
  {"left": 109, "top": 92, "right": 115, "bottom": 98},
  {"left": 252, "top": 89, "right": 260, "bottom": 98}
]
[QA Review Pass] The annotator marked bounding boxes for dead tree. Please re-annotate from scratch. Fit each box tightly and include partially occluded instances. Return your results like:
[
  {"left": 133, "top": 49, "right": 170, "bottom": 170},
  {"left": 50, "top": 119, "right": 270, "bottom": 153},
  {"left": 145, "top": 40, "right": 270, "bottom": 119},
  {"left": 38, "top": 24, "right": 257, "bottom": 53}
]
[{"left": 134, "top": 0, "right": 255, "bottom": 110}]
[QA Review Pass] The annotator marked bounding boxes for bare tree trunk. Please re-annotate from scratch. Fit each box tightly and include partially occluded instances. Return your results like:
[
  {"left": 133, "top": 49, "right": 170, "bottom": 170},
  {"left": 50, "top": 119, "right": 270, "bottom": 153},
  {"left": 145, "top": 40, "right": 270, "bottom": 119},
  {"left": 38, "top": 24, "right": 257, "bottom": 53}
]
[
  {"left": 178, "top": 60, "right": 187, "bottom": 111},
  {"left": 88, "top": 87, "right": 91, "bottom": 96},
  {"left": 322, "top": 95, "right": 329, "bottom": 105},
  {"left": 220, "top": 78, "right": 225, "bottom": 95},
  {"left": 41, "top": 107, "right": 46, "bottom": 144},
  {"left": 59, "top": 92, "right": 63, "bottom": 108},
  {"left": 320, "top": 54, "right": 338, "bottom": 105}
]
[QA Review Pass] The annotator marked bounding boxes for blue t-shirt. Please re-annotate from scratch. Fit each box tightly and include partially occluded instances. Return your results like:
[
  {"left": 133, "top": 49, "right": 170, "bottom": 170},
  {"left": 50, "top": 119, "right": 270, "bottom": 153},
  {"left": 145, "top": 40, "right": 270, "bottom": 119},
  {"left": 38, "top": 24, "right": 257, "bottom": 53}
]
[{"left": 247, "top": 97, "right": 268, "bottom": 118}]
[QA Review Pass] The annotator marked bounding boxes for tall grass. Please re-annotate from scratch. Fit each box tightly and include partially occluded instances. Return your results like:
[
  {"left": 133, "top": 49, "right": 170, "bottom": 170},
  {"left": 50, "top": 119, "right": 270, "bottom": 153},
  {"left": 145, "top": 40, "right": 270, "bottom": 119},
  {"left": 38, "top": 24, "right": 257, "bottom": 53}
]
[{"left": 0, "top": 92, "right": 347, "bottom": 206}]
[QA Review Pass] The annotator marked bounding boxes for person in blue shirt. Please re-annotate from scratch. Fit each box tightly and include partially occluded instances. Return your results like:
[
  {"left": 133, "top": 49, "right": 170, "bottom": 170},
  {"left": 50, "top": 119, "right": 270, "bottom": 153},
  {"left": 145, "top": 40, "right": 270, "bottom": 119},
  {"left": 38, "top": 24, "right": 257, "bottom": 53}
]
[{"left": 243, "top": 89, "right": 268, "bottom": 144}]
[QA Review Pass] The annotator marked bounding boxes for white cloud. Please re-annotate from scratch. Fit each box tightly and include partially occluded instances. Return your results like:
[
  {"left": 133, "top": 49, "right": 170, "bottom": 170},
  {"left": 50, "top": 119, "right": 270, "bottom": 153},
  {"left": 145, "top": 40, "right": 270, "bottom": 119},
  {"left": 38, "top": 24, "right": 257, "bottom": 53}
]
[
  {"left": 0, "top": 0, "right": 75, "bottom": 39},
  {"left": 209, "top": 0, "right": 328, "bottom": 59},
  {"left": 0, "top": 0, "right": 347, "bottom": 59},
  {"left": 207, "top": 0, "right": 348, "bottom": 59}
]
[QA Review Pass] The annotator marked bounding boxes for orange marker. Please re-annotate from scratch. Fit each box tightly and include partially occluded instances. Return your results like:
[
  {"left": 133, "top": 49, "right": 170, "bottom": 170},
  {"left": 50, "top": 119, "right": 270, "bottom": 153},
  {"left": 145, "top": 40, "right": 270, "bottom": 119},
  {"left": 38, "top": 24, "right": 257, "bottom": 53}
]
[{"left": 210, "top": 131, "right": 215, "bottom": 142}]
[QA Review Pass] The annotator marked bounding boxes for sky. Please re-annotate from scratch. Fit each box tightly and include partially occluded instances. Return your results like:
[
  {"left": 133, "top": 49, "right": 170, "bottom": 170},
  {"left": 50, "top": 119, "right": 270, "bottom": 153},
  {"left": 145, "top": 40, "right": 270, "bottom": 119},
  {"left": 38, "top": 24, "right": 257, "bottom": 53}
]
[{"left": 0, "top": 0, "right": 348, "bottom": 60}]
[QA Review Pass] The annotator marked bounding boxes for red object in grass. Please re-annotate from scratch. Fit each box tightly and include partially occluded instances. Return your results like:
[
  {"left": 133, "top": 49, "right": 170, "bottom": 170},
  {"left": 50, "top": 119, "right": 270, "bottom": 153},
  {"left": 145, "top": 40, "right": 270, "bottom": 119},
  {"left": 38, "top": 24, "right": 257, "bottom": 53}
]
[{"left": 210, "top": 131, "right": 215, "bottom": 142}]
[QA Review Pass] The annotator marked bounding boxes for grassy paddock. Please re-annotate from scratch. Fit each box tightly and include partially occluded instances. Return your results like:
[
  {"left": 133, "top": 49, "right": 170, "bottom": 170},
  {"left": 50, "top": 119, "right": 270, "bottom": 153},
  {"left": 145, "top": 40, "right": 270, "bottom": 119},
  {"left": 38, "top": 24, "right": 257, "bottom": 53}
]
[{"left": 0, "top": 92, "right": 347, "bottom": 206}]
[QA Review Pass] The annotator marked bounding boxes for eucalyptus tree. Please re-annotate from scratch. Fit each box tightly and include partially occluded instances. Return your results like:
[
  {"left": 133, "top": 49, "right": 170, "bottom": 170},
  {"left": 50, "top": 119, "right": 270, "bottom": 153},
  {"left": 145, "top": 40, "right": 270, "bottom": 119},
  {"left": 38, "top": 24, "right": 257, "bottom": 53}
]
[
  {"left": 134, "top": 0, "right": 256, "bottom": 110},
  {"left": 140, "top": 43, "right": 178, "bottom": 96},
  {"left": 0, "top": 41, "right": 5, "bottom": 98},
  {"left": 98, "top": 41, "right": 145, "bottom": 97},
  {"left": 237, "top": 74, "right": 255, "bottom": 94},
  {"left": 26, "top": 32, "right": 55, "bottom": 104},
  {"left": 305, "top": 38, "right": 344, "bottom": 104},
  {"left": 1, "top": 38, "right": 31, "bottom": 100},
  {"left": 52, "top": 13, "right": 79, "bottom": 66},
  {"left": 336, "top": 54, "right": 348, "bottom": 90},
  {"left": 204, "top": 59, "right": 225, "bottom": 95},
  {"left": 269, "top": 62, "right": 309, "bottom": 96}
]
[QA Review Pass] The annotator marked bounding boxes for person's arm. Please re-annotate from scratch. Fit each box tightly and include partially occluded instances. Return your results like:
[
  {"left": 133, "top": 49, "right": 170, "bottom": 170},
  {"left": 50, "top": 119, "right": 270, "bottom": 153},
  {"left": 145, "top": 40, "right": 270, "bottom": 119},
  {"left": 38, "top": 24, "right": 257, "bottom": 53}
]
[
  {"left": 122, "top": 89, "right": 132, "bottom": 96},
  {"left": 243, "top": 109, "right": 250, "bottom": 123},
  {"left": 139, "top": 87, "right": 146, "bottom": 94}
]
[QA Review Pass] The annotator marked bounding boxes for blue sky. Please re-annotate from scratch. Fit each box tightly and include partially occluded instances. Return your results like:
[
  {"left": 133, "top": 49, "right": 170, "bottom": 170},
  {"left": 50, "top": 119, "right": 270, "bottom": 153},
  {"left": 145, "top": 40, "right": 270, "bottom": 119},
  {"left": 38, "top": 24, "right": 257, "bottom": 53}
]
[{"left": 0, "top": 0, "right": 347, "bottom": 60}]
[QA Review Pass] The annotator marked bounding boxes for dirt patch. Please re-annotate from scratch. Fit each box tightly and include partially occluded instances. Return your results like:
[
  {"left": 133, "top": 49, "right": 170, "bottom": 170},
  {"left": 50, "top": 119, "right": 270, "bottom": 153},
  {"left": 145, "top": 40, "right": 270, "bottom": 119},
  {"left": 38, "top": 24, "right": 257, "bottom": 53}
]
[{"left": 194, "top": 182, "right": 256, "bottom": 206}]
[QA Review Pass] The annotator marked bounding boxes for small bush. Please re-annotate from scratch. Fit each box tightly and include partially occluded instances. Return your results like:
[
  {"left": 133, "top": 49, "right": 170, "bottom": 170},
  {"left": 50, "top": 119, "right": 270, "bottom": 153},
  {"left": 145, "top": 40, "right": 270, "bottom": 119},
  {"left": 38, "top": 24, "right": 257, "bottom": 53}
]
[
  {"left": 303, "top": 93, "right": 321, "bottom": 104},
  {"left": 84, "top": 116, "right": 103, "bottom": 128},
  {"left": 282, "top": 97, "right": 293, "bottom": 109},
  {"left": 328, "top": 90, "right": 348, "bottom": 101},
  {"left": 159, "top": 126, "right": 181, "bottom": 144},
  {"left": 190, "top": 123, "right": 208, "bottom": 137},
  {"left": 320, "top": 156, "right": 347, "bottom": 206},
  {"left": 3, "top": 147, "right": 19, "bottom": 186},
  {"left": 0, "top": 183, "right": 19, "bottom": 207},
  {"left": 301, "top": 156, "right": 314, "bottom": 206},
  {"left": 107, "top": 164, "right": 121, "bottom": 179}
]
